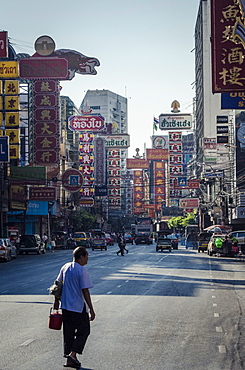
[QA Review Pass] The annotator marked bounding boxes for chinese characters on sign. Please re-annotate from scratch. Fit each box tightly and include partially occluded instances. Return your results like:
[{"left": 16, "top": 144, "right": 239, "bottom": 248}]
[
  {"left": 33, "top": 80, "right": 60, "bottom": 179},
  {"left": 211, "top": 0, "right": 245, "bottom": 92}
]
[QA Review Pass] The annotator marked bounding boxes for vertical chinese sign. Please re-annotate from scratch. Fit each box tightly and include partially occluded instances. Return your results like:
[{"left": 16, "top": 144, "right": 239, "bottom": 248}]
[
  {"left": 133, "top": 170, "right": 144, "bottom": 214},
  {"left": 0, "top": 61, "right": 20, "bottom": 162},
  {"left": 153, "top": 161, "right": 166, "bottom": 212},
  {"left": 169, "top": 132, "right": 183, "bottom": 202},
  {"left": 211, "top": 0, "right": 245, "bottom": 92},
  {"left": 33, "top": 80, "right": 60, "bottom": 179},
  {"left": 108, "top": 149, "right": 121, "bottom": 208},
  {"left": 79, "top": 132, "right": 95, "bottom": 197}
]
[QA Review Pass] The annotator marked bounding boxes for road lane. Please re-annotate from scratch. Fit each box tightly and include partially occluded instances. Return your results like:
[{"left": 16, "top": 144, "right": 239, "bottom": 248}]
[{"left": 0, "top": 244, "right": 244, "bottom": 369}]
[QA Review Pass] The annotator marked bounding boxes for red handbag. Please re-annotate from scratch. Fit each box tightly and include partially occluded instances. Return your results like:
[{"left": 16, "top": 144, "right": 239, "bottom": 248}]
[{"left": 49, "top": 307, "right": 62, "bottom": 330}]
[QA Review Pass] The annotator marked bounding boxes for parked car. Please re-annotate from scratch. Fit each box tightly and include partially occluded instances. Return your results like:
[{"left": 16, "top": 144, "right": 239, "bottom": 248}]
[
  {"left": 0, "top": 238, "right": 12, "bottom": 262},
  {"left": 228, "top": 230, "right": 245, "bottom": 253},
  {"left": 4, "top": 238, "right": 17, "bottom": 259},
  {"left": 135, "top": 232, "right": 151, "bottom": 245},
  {"left": 207, "top": 233, "right": 234, "bottom": 257},
  {"left": 124, "top": 233, "right": 134, "bottom": 244},
  {"left": 17, "top": 234, "right": 46, "bottom": 255},
  {"left": 105, "top": 233, "right": 114, "bottom": 246}
]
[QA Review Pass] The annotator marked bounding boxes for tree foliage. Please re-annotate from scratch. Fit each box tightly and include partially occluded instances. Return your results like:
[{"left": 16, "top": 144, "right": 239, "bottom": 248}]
[
  {"left": 167, "top": 212, "right": 197, "bottom": 229},
  {"left": 72, "top": 209, "right": 96, "bottom": 231}
]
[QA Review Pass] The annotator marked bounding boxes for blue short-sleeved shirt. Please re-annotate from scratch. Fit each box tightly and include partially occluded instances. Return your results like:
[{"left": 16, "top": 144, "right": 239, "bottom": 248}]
[{"left": 57, "top": 262, "right": 93, "bottom": 313}]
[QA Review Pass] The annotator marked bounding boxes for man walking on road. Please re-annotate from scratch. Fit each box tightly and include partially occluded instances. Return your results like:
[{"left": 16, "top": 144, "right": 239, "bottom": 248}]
[{"left": 55, "top": 246, "right": 95, "bottom": 369}]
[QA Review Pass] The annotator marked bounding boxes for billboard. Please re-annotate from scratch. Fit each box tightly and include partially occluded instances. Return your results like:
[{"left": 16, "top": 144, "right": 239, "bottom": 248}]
[
  {"left": 126, "top": 158, "right": 149, "bottom": 169},
  {"left": 211, "top": 0, "right": 245, "bottom": 93},
  {"left": 221, "top": 92, "right": 245, "bottom": 109},
  {"left": 146, "top": 148, "right": 168, "bottom": 160},
  {"left": 19, "top": 58, "right": 68, "bottom": 79},
  {"left": 159, "top": 114, "right": 192, "bottom": 130},
  {"left": 68, "top": 115, "right": 105, "bottom": 131}
]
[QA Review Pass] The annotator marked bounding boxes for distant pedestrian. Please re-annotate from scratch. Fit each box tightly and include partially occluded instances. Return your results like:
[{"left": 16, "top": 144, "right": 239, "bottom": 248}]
[
  {"left": 116, "top": 233, "right": 125, "bottom": 256},
  {"left": 50, "top": 236, "right": 56, "bottom": 252},
  {"left": 42, "top": 233, "right": 48, "bottom": 248}
]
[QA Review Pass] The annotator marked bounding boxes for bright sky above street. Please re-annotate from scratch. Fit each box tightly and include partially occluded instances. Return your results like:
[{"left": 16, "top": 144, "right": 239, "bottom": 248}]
[{"left": 1, "top": 0, "right": 199, "bottom": 157}]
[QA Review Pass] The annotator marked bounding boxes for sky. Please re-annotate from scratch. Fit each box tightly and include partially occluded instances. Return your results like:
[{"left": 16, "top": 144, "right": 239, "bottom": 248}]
[{"left": 1, "top": 0, "right": 200, "bottom": 157}]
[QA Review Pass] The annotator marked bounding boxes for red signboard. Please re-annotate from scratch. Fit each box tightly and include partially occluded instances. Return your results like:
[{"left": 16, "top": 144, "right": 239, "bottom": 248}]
[
  {"left": 35, "top": 136, "right": 58, "bottom": 150},
  {"left": 34, "top": 80, "right": 58, "bottom": 93},
  {"left": 179, "top": 198, "right": 199, "bottom": 208},
  {"left": 34, "top": 150, "right": 58, "bottom": 164},
  {"left": 0, "top": 31, "right": 8, "bottom": 58},
  {"left": 211, "top": 0, "right": 245, "bottom": 92},
  {"left": 126, "top": 158, "right": 149, "bottom": 169},
  {"left": 29, "top": 187, "right": 56, "bottom": 201},
  {"left": 19, "top": 58, "right": 68, "bottom": 79},
  {"left": 146, "top": 148, "right": 168, "bottom": 160},
  {"left": 34, "top": 94, "right": 57, "bottom": 107},
  {"left": 35, "top": 108, "right": 57, "bottom": 121},
  {"left": 68, "top": 115, "right": 105, "bottom": 131}
]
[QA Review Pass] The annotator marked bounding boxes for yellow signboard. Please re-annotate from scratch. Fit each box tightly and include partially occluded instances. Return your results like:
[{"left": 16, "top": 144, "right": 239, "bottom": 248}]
[
  {"left": 9, "top": 144, "right": 20, "bottom": 159},
  {"left": 0, "top": 112, "right": 2, "bottom": 125},
  {"left": 0, "top": 96, "right": 2, "bottom": 110},
  {"left": 4, "top": 80, "right": 19, "bottom": 95},
  {"left": 0, "top": 61, "right": 19, "bottom": 78},
  {"left": 5, "top": 96, "right": 19, "bottom": 110},
  {"left": 5, "top": 112, "right": 19, "bottom": 127},
  {"left": 0, "top": 80, "right": 2, "bottom": 94},
  {"left": 5, "top": 129, "right": 20, "bottom": 144}
]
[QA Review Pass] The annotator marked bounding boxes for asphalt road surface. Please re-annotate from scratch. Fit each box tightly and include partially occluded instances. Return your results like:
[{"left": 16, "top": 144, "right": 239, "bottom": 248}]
[{"left": 0, "top": 243, "right": 245, "bottom": 370}]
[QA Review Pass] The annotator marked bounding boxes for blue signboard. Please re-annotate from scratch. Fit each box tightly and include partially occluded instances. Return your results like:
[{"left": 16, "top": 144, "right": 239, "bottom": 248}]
[
  {"left": 0, "top": 136, "right": 9, "bottom": 162},
  {"left": 27, "top": 201, "right": 48, "bottom": 215},
  {"left": 221, "top": 93, "right": 245, "bottom": 109},
  {"left": 177, "top": 177, "right": 187, "bottom": 187}
]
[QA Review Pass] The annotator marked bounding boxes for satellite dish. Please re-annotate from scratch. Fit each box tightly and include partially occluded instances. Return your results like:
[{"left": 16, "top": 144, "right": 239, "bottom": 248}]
[{"left": 34, "top": 35, "right": 55, "bottom": 56}]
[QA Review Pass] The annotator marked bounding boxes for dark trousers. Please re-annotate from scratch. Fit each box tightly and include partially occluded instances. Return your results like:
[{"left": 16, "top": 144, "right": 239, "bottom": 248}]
[{"left": 62, "top": 305, "right": 90, "bottom": 355}]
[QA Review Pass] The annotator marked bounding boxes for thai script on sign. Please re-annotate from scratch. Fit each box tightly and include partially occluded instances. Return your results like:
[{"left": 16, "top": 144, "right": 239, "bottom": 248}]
[
  {"left": 0, "top": 62, "right": 19, "bottom": 78},
  {"left": 69, "top": 115, "right": 105, "bottom": 131}
]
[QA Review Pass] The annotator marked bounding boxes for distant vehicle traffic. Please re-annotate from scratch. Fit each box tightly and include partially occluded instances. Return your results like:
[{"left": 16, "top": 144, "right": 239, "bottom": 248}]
[
  {"left": 124, "top": 233, "right": 134, "bottom": 244},
  {"left": 207, "top": 234, "right": 234, "bottom": 257}
]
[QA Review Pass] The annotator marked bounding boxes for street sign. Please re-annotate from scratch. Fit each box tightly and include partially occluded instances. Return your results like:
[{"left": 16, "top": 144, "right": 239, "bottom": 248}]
[
  {"left": 204, "top": 172, "right": 223, "bottom": 178},
  {"left": 29, "top": 187, "right": 56, "bottom": 201},
  {"left": 179, "top": 198, "right": 199, "bottom": 208},
  {"left": 19, "top": 58, "right": 68, "bottom": 79},
  {"left": 0, "top": 136, "right": 9, "bottom": 162},
  {"left": 68, "top": 115, "right": 105, "bottom": 131},
  {"left": 62, "top": 169, "right": 83, "bottom": 192}
]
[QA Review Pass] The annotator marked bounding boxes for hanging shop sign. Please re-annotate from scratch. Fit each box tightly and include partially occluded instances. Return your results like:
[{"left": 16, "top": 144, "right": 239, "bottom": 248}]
[
  {"left": 221, "top": 92, "right": 245, "bottom": 109},
  {"left": 29, "top": 187, "right": 56, "bottom": 201},
  {"left": 146, "top": 148, "right": 168, "bottom": 160},
  {"left": 126, "top": 158, "right": 149, "bottom": 169},
  {"left": 19, "top": 58, "right": 68, "bottom": 79},
  {"left": 211, "top": 0, "right": 245, "bottom": 92},
  {"left": 0, "top": 61, "right": 19, "bottom": 78},
  {"left": 68, "top": 115, "right": 105, "bottom": 131},
  {"left": 179, "top": 198, "right": 199, "bottom": 208},
  {"left": 62, "top": 169, "right": 83, "bottom": 192},
  {"left": 104, "top": 134, "right": 130, "bottom": 148},
  {"left": 0, "top": 136, "right": 9, "bottom": 162},
  {"left": 0, "top": 31, "right": 8, "bottom": 58},
  {"left": 80, "top": 197, "right": 94, "bottom": 207},
  {"left": 159, "top": 114, "right": 192, "bottom": 130}
]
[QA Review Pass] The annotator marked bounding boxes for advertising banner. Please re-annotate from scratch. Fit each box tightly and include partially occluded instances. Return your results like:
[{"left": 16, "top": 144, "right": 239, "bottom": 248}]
[
  {"left": 68, "top": 115, "right": 105, "bottom": 131},
  {"left": 0, "top": 31, "right": 8, "bottom": 58},
  {"left": 126, "top": 158, "right": 149, "bottom": 169},
  {"left": 211, "top": 0, "right": 245, "bottom": 92},
  {"left": 179, "top": 198, "right": 199, "bottom": 208},
  {"left": 159, "top": 114, "right": 192, "bottom": 130},
  {"left": 146, "top": 148, "right": 168, "bottom": 160},
  {"left": 19, "top": 58, "right": 68, "bottom": 79},
  {"left": 221, "top": 92, "right": 245, "bottom": 109}
]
